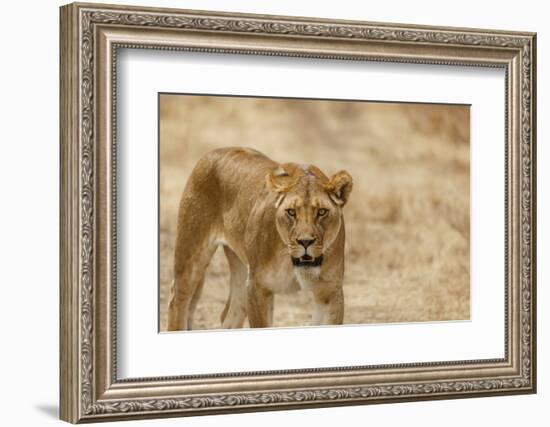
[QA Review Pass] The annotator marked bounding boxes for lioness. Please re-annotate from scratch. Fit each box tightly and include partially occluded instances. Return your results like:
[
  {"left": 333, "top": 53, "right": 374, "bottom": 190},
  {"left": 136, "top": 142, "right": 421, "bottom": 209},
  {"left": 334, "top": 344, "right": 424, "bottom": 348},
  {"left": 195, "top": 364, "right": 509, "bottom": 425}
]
[{"left": 167, "top": 147, "right": 353, "bottom": 330}]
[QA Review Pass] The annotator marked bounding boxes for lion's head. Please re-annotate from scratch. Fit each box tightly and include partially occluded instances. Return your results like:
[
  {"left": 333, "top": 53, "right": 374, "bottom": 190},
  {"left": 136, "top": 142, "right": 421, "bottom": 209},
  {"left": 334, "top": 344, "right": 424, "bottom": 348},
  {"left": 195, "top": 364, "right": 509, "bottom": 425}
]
[{"left": 266, "top": 163, "right": 353, "bottom": 268}]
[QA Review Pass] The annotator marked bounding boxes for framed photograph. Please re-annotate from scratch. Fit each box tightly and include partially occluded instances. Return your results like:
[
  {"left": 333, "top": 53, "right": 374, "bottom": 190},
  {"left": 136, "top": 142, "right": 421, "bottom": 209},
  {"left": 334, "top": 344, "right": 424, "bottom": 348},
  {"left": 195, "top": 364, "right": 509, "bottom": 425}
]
[{"left": 60, "top": 2, "right": 537, "bottom": 423}]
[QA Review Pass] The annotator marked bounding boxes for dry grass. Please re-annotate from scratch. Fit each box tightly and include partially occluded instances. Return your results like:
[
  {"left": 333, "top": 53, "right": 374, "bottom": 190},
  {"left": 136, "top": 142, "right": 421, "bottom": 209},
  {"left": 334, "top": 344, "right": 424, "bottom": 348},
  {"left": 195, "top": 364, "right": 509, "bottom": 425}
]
[{"left": 159, "top": 95, "right": 470, "bottom": 331}]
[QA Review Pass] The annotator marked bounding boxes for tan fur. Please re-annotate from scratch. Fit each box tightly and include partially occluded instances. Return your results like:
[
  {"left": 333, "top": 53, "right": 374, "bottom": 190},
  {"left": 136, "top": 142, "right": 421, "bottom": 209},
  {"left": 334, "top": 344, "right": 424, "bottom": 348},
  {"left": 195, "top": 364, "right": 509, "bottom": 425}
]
[{"left": 167, "top": 147, "right": 353, "bottom": 330}]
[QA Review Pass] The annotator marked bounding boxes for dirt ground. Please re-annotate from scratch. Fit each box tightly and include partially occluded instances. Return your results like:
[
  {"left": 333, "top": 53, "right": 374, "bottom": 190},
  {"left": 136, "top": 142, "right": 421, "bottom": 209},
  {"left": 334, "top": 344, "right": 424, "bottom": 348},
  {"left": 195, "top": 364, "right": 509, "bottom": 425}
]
[{"left": 159, "top": 95, "right": 470, "bottom": 331}]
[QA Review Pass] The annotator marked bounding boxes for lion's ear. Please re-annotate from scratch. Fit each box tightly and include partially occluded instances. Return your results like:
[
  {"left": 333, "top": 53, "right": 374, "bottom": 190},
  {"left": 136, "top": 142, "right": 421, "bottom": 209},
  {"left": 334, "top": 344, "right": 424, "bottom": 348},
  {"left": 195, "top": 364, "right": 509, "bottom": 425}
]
[
  {"left": 266, "top": 166, "right": 296, "bottom": 208},
  {"left": 326, "top": 170, "right": 353, "bottom": 206},
  {"left": 266, "top": 165, "right": 292, "bottom": 192}
]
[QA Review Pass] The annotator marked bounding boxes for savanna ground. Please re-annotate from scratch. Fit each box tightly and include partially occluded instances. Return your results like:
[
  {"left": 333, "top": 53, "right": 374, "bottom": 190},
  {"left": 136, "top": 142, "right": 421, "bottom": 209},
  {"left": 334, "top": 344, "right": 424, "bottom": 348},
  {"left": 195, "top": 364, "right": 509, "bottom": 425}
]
[{"left": 159, "top": 95, "right": 470, "bottom": 331}]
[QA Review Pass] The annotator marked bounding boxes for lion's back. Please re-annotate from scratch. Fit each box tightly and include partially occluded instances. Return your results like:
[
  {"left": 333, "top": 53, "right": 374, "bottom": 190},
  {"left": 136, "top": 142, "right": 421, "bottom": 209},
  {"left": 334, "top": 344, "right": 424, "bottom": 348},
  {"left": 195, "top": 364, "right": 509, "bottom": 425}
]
[
  {"left": 178, "top": 147, "right": 277, "bottom": 230},
  {"left": 196, "top": 146, "right": 275, "bottom": 191}
]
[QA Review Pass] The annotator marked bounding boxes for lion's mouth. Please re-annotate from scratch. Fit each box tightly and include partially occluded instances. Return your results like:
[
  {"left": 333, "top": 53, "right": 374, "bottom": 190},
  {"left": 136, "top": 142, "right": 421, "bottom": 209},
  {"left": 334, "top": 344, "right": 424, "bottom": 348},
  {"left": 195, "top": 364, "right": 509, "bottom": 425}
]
[{"left": 291, "top": 254, "right": 323, "bottom": 267}]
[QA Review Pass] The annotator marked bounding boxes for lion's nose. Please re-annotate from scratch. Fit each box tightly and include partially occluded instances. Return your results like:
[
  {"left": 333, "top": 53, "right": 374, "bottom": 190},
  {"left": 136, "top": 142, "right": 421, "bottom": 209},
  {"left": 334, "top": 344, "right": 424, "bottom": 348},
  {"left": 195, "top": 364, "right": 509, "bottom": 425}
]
[{"left": 297, "top": 238, "right": 316, "bottom": 249}]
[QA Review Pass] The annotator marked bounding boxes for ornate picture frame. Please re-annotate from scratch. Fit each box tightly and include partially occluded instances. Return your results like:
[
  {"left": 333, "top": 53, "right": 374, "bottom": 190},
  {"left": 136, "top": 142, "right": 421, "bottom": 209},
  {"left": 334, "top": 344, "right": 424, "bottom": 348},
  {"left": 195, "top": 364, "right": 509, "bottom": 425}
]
[{"left": 60, "top": 2, "right": 536, "bottom": 423}]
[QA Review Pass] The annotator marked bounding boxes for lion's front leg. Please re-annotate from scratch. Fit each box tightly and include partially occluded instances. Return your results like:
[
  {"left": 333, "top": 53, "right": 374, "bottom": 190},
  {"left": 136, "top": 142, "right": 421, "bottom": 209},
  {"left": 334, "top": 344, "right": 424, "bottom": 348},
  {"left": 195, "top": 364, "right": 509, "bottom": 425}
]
[
  {"left": 311, "top": 284, "right": 344, "bottom": 326},
  {"left": 247, "top": 282, "right": 274, "bottom": 328}
]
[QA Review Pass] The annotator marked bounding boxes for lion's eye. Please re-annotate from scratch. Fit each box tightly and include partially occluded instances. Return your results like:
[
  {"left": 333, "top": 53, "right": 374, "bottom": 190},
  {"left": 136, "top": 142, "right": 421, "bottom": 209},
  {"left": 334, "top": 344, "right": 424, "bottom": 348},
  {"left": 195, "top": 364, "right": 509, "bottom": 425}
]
[
  {"left": 286, "top": 209, "right": 296, "bottom": 218},
  {"left": 317, "top": 208, "right": 328, "bottom": 218}
]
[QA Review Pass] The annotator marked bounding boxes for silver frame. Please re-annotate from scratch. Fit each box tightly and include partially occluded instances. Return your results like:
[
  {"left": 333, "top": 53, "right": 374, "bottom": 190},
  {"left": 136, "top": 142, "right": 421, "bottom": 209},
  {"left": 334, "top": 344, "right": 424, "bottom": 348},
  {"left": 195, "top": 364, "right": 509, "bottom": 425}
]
[{"left": 60, "top": 2, "right": 537, "bottom": 423}]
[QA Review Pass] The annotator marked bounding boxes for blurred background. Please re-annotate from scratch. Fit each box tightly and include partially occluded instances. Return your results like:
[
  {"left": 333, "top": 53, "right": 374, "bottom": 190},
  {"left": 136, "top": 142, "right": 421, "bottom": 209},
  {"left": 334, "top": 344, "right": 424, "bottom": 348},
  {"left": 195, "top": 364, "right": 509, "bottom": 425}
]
[{"left": 159, "top": 94, "right": 470, "bottom": 331}]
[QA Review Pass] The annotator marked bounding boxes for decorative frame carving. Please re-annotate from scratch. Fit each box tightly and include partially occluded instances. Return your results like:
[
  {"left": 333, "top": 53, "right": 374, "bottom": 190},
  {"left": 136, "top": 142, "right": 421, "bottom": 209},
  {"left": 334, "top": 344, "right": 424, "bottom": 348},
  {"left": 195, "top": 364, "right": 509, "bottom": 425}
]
[{"left": 60, "top": 2, "right": 536, "bottom": 423}]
